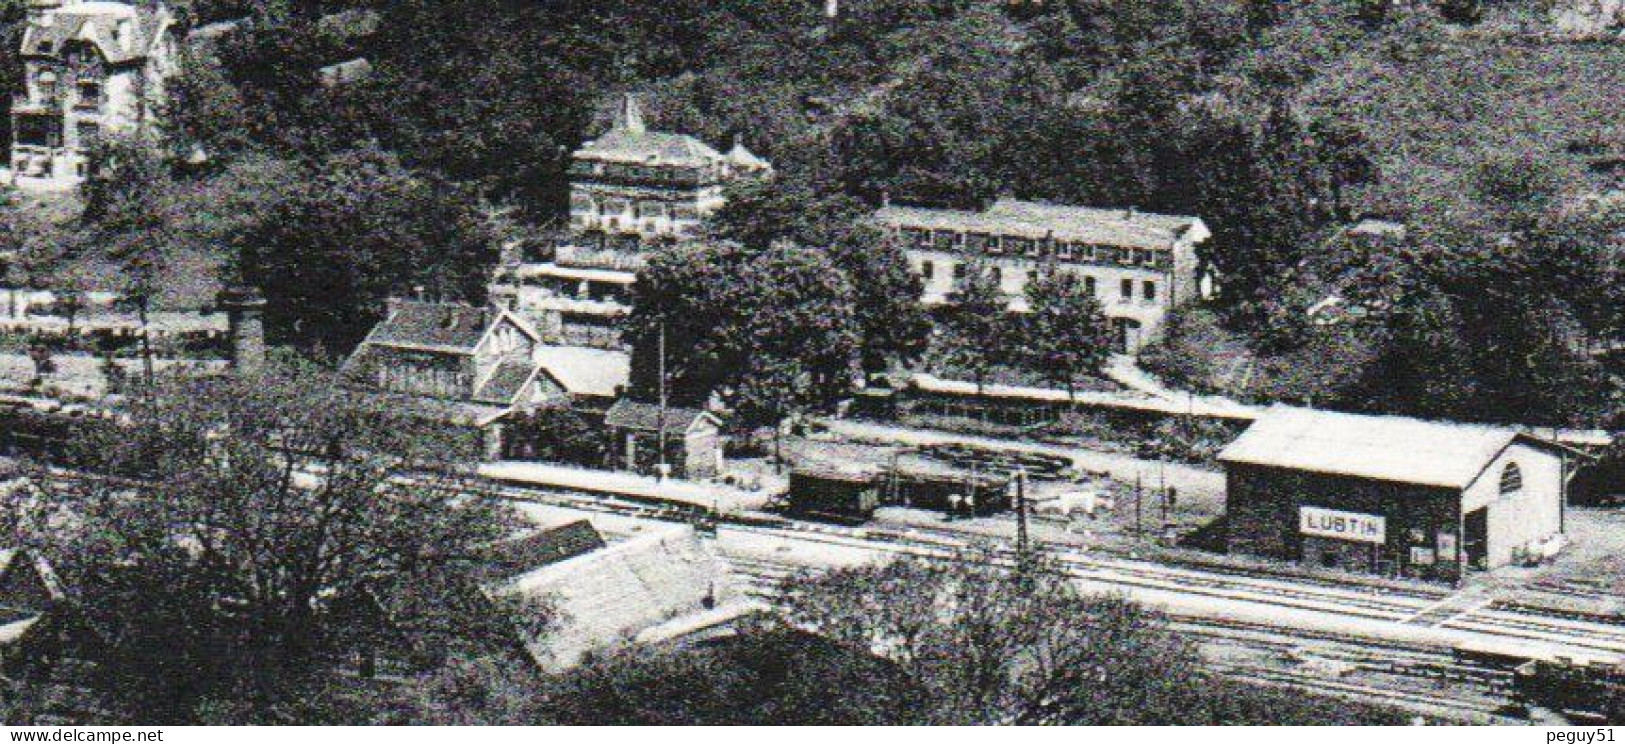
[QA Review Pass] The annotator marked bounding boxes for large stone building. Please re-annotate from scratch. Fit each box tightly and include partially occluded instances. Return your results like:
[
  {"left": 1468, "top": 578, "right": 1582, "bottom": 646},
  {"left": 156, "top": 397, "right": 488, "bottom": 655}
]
[
  {"left": 493, "top": 95, "right": 770, "bottom": 345},
  {"left": 568, "top": 94, "right": 770, "bottom": 240},
  {"left": 10, "top": 0, "right": 178, "bottom": 190},
  {"left": 1219, "top": 406, "right": 1575, "bottom": 584},
  {"left": 872, "top": 199, "right": 1211, "bottom": 354}
]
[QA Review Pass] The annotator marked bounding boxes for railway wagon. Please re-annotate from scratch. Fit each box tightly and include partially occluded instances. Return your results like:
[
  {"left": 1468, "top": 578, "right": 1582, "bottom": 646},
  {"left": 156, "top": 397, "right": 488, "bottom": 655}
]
[
  {"left": 787, "top": 468, "right": 882, "bottom": 525},
  {"left": 884, "top": 467, "right": 1012, "bottom": 517}
]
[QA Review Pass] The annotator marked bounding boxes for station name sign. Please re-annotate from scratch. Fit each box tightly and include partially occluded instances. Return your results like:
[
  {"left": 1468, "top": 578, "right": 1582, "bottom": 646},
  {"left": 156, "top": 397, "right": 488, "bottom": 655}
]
[{"left": 1299, "top": 506, "right": 1386, "bottom": 544}]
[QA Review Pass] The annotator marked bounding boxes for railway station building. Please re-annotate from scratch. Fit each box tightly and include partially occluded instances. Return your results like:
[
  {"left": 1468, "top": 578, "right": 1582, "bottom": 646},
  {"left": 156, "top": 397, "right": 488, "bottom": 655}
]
[{"left": 1219, "top": 406, "right": 1576, "bottom": 584}]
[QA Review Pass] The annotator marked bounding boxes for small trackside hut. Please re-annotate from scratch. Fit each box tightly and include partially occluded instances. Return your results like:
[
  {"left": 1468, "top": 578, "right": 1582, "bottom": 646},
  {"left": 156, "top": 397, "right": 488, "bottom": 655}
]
[{"left": 1219, "top": 406, "right": 1577, "bottom": 584}]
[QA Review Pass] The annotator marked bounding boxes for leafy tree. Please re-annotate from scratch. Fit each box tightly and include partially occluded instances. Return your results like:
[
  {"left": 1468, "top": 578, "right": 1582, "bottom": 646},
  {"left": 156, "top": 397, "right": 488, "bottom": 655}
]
[
  {"left": 358, "top": 0, "right": 594, "bottom": 218},
  {"left": 1017, "top": 262, "right": 1112, "bottom": 399},
  {"left": 937, "top": 258, "right": 1011, "bottom": 393},
  {"left": 541, "top": 621, "right": 918, "bottom": 725},
  {"left": 235, "top": 146, "right": 498, "bottom": 355},
  {"left": 783, "top": 549, "right": 1201, "bottom": 725},
  {"left": 710, "top": 174, "right": 930, "bottom": 371},
  {"left": 624, "top": 242, "right": 861, "bottom": 431},
  {"left": 11, "top": 361, "right": 524, "bottom": 721},
  {"left": 82, "top": 137, "right": 186, "bottom": 385}
]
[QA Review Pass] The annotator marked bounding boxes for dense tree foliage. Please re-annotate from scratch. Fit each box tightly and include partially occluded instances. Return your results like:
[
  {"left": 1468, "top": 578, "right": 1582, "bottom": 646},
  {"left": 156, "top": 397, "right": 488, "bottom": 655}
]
[
  {"left": 6, "top": 362, "right": 523, "bottom": 722},
  {"left": 624, "top": 242, "right": 861, "bottom": 430},
  {"left": 1015, "top": 263, "right": 1113, "bottom": 398}
]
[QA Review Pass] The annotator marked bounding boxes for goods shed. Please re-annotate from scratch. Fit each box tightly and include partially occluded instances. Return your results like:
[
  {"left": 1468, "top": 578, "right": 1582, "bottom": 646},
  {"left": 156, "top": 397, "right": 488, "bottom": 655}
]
[{"left": 1219, "top": 406, "right": 1575, "bottom": 584}]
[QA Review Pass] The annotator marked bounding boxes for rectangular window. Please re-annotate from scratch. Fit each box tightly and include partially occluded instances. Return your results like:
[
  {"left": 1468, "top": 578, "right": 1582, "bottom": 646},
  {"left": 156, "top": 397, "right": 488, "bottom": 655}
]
[
  {"left": 1121, "top": 279, "right": 1134, "bottom": 301},
  {"left": 75, "top": 80, "right": 101, "bottom": 109},
  {"left": 1144, "top": 281, "right": 1157, "bottom": 302},
  {"left": 1084, "top": 276, "right": 1097, "bottom": 297},
  {"left": 953, "top": 264, "right": 967, "bottom": 281},
  {"left": 921, "top": 261, "right": 935, "bottom": 280}
]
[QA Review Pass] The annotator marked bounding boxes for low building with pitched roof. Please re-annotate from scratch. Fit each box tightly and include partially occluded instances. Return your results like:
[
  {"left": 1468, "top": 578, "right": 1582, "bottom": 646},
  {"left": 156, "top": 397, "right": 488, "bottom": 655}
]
[
  {"left": 1219, "top": 406, "right": 1578, "bottom": 583},
  {"left": 603, "top": 399, "right": 724, "bottom": 480},
  {"left": 488, "top": 524, "right": 743, "bottom": 671}
]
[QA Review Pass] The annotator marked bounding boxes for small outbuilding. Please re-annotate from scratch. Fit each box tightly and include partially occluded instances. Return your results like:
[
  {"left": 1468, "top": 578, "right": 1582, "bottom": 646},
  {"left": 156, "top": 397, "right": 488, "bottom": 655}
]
[
  {"left": 603, "top": 399, "right": 724, "bottom": 480},
  {"left": 1219, "top": 406, "right": 1577, "bottom": 584}
]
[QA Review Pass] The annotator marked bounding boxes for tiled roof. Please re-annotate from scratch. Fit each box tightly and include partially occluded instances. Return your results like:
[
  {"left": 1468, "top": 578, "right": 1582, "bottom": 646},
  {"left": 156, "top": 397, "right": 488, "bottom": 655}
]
[
  {"left": 874, "top": 198, "right": 1206, "bottom": 251},
  {"left": 474, "top": 357, "right": 539, "bottom": 406},
  {"left": 574, "top": 128, "right": 726, "bottom": 167},
  {"left": 1218, "top": 405, "right": 1560, "bottom": 490},
  {"left": 365, "top": 301, "right": 493, "bottom": 353},
  {"left": 25, "top": 2, "right": 171, "bottom": 65},
  {"left": 533, "top": 346, "right": 628, "bottom": 399},
  {"left": 477, "top": 520, "right": 606, "bottom": 584},
  {"left": 604, "top": 399, "right": 714, "bottom": 434}
]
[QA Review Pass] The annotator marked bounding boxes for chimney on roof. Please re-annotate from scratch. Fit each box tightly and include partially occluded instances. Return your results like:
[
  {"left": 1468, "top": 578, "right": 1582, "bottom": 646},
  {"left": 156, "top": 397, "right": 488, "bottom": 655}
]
[
  {"left": 614, "top": 93, "right": 646, "bottom": 135},
  {"left": 1125, "top": 206, "right": 1137, "bottom": 221}
]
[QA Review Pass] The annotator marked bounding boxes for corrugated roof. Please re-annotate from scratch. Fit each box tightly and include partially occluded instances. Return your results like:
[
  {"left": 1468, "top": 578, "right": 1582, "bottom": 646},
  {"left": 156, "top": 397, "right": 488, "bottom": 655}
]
[
  {"left": 874, "top": 198, "right": 1205, "bottom": 251},
  {"left": 533, "top": 346, "right": 628, "bottom": 399},
  {"left": 1217, "top": 406, "right": 1550, "bottom": 490},
  {"left": 496, "top": 525, "right": 736, "bottom": 670},
  {"left": 604, "top": 399, "right": 714, "bottom": 434}
]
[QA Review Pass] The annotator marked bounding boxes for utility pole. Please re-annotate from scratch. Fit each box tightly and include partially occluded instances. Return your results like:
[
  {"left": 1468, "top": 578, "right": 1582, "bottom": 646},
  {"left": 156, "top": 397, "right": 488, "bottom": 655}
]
[
  {"left": 656, "top": 320, "right": 669, "bottom": 477},
  {"left": 1134, "top": 473, "right": 1143, "bottom": 540},
  {"left": 1015, "top": 467, "right": 1030, "bottom": 560}
]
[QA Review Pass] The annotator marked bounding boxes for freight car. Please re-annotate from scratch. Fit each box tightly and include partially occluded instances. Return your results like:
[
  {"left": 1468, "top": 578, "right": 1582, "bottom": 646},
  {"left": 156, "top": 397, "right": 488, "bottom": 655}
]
[{"left": 786, "top": 467, "right": 882, "bottom": 525}]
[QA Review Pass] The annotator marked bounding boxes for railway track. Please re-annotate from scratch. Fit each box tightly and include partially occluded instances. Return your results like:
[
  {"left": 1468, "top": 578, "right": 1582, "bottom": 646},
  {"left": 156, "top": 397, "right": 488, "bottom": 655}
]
[
  {"left": 726, "top": 551, "right": 1521, "bottom": 722},
  {"left": 483, "top": 475, "right": 1625, "bottom": 659}
]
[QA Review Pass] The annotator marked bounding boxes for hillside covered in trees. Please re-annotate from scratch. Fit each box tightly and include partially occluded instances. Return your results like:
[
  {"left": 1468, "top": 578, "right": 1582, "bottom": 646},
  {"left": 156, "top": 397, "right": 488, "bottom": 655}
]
[{"left": 0, "top": 0, "right": 1619, "bottom": 428}]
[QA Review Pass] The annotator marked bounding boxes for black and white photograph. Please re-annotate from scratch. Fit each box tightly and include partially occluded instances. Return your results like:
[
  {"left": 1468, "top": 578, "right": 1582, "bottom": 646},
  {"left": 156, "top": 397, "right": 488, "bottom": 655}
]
[{"left": 0, "top": 0, "right": 1617, "bottom": 731}]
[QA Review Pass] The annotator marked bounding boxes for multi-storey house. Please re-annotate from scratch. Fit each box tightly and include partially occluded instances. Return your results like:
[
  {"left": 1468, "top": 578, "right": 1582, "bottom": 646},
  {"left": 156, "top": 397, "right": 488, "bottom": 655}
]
[
  {"left": 10, "top": 0, "right": 178, "bottom": 190},
  {"left": 568, "top": 95, "right": 770, "bottom": 240},
  {"left": 493, "top": 95, "right": 770, "bottom": 346},
  {"left": 873, "top": 199, "right": 1213, "bottom": 354},
  {"left": 339, "top": 300, "right": 554, "bottom": 458}
]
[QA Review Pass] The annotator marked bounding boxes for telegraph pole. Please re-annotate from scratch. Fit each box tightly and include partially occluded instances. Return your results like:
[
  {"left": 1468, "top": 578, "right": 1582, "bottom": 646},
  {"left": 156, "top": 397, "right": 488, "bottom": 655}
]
[
  {"left": 1015, "top": 467, "right": 1030, "bottom": 560},
  {"left": 1134, "top": 473, "right": 1143, "bottom": 540},
  {"left": 656, "top": 320, "right": 669, "bottom": 476}
]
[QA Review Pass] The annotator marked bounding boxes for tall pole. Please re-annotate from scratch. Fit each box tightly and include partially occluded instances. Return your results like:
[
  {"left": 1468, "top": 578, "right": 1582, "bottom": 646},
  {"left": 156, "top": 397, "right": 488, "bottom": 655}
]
[
  {"left": 1134, "top": 474, "right": 1143, "bottom": 541},
  {"left": 657, "top": 320, "right": 668, "bottom": 474},
  {"left": 1015, "top": 467, "right": 1030, "bottom": 560}
]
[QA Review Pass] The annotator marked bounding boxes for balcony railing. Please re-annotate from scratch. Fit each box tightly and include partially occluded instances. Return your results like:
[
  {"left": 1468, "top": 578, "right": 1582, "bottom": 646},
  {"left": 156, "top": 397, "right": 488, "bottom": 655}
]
[{"left": 555, "top": 244, "right": 649, "bottom": 272}]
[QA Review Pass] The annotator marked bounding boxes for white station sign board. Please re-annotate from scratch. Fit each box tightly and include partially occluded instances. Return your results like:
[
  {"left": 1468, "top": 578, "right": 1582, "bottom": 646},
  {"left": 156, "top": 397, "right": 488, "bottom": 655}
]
[{"left": 1299, "top": 506, "right": 1386, "bottom": 544}]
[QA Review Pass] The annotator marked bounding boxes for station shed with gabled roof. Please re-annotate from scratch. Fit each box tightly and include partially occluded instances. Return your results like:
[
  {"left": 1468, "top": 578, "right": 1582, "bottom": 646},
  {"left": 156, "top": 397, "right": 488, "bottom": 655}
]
[{"left": 1218, "top": 405, "right": 1577, "bottom": 584}]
